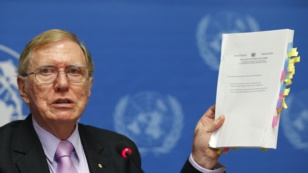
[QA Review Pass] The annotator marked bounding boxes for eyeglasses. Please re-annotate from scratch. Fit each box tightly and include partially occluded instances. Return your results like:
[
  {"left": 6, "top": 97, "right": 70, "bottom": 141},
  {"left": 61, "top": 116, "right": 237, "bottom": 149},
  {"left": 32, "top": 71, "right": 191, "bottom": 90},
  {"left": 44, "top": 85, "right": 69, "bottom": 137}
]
[{"left": 22, "top": 65, "right": 90, "bottom": 84}]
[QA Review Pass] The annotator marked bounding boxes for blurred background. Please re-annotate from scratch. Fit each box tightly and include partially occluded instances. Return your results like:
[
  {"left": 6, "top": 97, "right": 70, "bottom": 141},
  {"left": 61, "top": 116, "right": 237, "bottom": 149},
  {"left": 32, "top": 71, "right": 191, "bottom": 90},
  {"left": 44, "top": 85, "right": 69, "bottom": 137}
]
[{"left": 1, "top": 0, "right": 307, "bottom": 172}]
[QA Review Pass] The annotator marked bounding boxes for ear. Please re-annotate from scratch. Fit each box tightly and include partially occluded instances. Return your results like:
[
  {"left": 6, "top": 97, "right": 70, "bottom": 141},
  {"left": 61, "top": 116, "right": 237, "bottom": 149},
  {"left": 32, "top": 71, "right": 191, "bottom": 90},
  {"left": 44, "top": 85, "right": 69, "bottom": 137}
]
[
  {"left": 17, "top": 76, "right": 30, "bottom": 104},
  {"left": 87, "top": 77, "right": 94, "bottom": 97}
]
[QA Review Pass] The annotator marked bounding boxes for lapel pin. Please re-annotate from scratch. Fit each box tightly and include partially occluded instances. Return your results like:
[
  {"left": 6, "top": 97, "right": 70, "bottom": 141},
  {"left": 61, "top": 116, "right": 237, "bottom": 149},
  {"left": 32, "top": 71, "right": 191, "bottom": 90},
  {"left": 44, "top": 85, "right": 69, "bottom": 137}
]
[{"left": 98, "top": 163, "right": 103, "bottom": 168}]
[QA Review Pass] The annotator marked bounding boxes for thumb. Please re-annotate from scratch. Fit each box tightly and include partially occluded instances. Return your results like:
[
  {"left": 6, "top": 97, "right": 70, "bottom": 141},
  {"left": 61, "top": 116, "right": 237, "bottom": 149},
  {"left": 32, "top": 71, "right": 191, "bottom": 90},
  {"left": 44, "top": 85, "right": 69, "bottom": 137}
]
[{"left": 205, "top": 115, "right": 225, "bottom": 133}]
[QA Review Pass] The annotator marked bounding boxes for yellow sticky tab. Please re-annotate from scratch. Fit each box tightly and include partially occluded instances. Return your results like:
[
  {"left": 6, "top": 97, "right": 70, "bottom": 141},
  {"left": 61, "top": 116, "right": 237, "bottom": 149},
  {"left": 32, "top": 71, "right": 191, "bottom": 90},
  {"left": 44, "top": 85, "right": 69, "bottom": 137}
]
[
  {"left": 277, "top": 109, "right": 282, "bottom": 115},
  {"left": 294, "top": 56, "right": 300, "bottom": 63},
  {"left": 289, "top": 68, "right": 294, "bottom": 75},
  {"left": 284, "top": 79, "right": 292, "bottom": 86},
  {"left": 288, "top": 48, "right": 298, "bottom": 57},
  {"left": 293, "top": 47, "right": 298, "bottom": 52},
  {"left": 288, "top": 64, "right": 294, "bottom": 72},
  {"left": 288, "top": 69, "right": 295, "bottom": 76},
  {"left": 282, "top": 99, "right": 288, "bottom": 109},
  {"left": 217, "top": 149, "right": 223, "bottom": 155},
  {"left": 260, "top": 148, "right": 268, "bottom": 151},
  {"left": 283, "top": 88, "right": 290, "bottom": 96},
  {"left": 289, "top": 73, "right": 294, "bottom": 79}
]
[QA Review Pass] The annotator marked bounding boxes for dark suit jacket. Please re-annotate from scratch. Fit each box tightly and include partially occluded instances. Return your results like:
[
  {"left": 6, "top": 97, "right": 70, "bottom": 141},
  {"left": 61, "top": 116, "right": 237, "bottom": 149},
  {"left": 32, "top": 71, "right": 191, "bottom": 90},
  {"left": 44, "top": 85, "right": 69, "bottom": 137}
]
[
  {"left": 0, "top": 115, "right": 200, "bottom": 173},
  {"left": 181, "top": 160, "right": 226, "bottom": 173},
  {"left": 0, "top": 115, "right": 143, "bottom": 173}
]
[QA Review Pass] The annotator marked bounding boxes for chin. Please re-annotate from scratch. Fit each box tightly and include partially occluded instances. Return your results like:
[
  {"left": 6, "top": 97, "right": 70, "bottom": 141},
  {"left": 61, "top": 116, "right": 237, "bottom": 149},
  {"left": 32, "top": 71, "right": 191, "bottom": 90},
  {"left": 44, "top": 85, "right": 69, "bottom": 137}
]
[{"left": 51, "top": 113, "right": 79, "bottom": 122}]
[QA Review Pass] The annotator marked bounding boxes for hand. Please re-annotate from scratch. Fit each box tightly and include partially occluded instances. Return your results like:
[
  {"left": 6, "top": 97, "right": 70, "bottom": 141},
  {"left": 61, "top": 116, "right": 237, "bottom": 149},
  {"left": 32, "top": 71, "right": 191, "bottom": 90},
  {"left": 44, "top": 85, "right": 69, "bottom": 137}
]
[{"left": 192, "top": 105, "right": 225, "bottom": 170}]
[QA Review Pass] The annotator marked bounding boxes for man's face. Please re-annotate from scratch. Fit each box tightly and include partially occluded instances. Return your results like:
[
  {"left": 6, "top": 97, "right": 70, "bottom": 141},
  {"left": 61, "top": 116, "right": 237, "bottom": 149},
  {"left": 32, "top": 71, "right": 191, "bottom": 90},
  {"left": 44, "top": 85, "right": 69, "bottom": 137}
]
[{"left": 18, "top": 39, "right": 93, "bottom": 129}]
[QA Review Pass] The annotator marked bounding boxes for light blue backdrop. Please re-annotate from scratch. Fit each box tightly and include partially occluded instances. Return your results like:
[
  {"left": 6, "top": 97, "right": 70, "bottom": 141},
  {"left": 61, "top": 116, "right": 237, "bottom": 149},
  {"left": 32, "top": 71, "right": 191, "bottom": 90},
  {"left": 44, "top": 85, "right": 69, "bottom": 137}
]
[{"left": 1, "top": 0, "right": 307, "bottom": 172}]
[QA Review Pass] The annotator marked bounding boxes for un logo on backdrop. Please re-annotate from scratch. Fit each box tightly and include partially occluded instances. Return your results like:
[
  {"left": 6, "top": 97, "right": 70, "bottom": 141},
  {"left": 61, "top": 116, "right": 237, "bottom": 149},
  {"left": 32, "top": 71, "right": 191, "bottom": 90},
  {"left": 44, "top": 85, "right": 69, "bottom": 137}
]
[
  {"left": 281, "top": 91, "right": 308, "bottom": 151},
  {"left": 0, "top": 44, "right": 26, "bottom": 127},
  {"left": 196, "top": 11, "right": 259, "bottom": 70},
  {"left": 113, "top": 91, "right": 183, "bottom": 155}
]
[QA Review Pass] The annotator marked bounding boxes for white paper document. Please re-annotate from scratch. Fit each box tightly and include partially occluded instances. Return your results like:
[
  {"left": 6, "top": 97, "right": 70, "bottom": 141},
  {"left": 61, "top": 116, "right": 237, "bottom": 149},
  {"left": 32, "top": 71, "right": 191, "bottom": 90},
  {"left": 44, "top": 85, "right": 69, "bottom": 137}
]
[{"left": 209, "top": 29, "right": 296, "bottom": 149}]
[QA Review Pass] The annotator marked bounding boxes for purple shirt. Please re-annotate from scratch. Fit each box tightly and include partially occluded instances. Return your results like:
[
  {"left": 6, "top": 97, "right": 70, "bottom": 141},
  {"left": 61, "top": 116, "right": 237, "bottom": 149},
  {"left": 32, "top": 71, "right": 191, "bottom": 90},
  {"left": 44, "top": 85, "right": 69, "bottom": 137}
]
[
  {"left": 32, "top": 117, "right": 225, "bottom": 173},
  {"left": 189, "top": 154, "right": 226, "bottom": 173},
  {"left": 32, "top": 117, "right": 89, "bottom": 173}
]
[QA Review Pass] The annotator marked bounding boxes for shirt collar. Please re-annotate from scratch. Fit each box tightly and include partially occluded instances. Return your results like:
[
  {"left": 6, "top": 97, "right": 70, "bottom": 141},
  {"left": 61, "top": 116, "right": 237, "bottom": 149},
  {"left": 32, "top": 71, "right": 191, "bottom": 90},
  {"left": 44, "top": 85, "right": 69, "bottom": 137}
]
[{"left": 32, "top": 116, "right": 81, "bottom": 163}]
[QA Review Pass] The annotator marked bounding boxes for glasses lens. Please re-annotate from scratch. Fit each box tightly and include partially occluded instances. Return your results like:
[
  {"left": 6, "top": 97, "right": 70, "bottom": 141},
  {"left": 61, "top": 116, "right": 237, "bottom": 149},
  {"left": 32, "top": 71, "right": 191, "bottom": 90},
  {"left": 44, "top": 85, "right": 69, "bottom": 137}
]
[
  {"left": 36, "top": 66, "right": 57, "bottom": 84},
  {"left": 66, "top": 66, "right": 89, "bottom": 83},
  {"left": 34, "top": 66, "right": 89, "bottom": 84}
]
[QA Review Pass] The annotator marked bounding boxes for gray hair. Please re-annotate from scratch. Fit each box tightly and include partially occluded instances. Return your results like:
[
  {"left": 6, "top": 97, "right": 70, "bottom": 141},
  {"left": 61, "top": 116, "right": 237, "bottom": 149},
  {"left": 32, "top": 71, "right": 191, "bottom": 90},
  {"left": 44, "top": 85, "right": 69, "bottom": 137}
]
[{"left": 18, "top": 29, "right": 94, "bottom": 76}]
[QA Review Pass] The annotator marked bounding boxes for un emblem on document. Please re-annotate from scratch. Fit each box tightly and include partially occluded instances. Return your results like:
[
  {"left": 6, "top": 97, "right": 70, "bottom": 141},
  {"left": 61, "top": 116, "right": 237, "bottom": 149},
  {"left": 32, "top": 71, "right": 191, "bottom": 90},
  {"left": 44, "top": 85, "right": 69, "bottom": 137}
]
[
  {"left": 281, "top": 91, "right": 308, "bottom": 151},
  {"left": 196, "top": 11, "right": 260, "bottom": 70},
  {"left": 113, "top": 91, "right": 184, "bottom": 155},
  {"left": 0, "top": 44, "right": 26, "bottom": 127}
]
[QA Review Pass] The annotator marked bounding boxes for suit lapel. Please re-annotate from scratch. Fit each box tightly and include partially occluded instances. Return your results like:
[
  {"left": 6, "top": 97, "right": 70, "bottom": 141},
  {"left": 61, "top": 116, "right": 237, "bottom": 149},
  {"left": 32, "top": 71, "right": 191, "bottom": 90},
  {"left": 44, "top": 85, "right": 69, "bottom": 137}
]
[
  {"left": 13, "top": 115, "right": 50, "bottom": 173},
  {"left": 79, "top": 124, "right": 116, "bottom": 173}
]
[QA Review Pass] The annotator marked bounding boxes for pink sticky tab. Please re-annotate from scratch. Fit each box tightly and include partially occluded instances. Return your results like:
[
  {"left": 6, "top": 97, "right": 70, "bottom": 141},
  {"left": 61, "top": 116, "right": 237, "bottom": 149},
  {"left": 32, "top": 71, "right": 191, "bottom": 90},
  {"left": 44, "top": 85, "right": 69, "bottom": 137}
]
[
  {"left": 223, "top": 148, "right": 230, "bottom": 153},
  {"left": 280, "top": 70, "right": 286, "bottom": 81},
  {"left": 276, "top": 98, "right": 283, "bottom": 109},
  {"left": 272, "top": 115, "right": 279, "bottom": 127}
]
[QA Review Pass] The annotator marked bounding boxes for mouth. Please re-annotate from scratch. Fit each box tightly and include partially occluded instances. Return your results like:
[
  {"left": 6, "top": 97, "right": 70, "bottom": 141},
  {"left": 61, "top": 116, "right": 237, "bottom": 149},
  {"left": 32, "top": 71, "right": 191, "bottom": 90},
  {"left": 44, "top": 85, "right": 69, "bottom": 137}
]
[{"left": 53, "top": 98, "right": 74, "bottom": 105}]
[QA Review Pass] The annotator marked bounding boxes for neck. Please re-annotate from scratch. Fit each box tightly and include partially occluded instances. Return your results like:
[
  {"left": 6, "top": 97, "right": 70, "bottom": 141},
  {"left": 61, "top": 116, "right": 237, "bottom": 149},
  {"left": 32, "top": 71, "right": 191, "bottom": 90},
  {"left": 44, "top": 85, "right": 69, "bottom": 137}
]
[
  {"left": 50, "top": 124, "right": 76, "bottom": 140},
  {"left": 33, "top": 115, "right": 77, "bottom": 140}
]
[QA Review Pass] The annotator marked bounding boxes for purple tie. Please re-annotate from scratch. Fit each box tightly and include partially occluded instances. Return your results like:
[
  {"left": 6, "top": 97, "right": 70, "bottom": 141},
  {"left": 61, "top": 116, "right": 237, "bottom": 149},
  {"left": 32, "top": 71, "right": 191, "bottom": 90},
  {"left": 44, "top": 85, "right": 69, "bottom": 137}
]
[{"left": 55, "top": 141, "right": 78, "bottom": 173}]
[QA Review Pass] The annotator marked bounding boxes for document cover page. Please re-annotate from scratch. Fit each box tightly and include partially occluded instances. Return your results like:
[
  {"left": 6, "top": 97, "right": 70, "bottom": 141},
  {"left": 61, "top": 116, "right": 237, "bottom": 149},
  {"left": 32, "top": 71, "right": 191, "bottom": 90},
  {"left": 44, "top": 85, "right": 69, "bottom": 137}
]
[{"left": 209, "top": 29, "right": 299, "bottom": 149}]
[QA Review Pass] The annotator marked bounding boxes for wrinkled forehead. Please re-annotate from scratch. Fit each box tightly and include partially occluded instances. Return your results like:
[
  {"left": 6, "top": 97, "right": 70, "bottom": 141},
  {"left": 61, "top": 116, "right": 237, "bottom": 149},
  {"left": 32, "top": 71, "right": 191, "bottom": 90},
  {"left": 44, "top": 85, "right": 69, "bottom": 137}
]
[{"left": 30, "top": 39, "right": 87, "bottom": 69}]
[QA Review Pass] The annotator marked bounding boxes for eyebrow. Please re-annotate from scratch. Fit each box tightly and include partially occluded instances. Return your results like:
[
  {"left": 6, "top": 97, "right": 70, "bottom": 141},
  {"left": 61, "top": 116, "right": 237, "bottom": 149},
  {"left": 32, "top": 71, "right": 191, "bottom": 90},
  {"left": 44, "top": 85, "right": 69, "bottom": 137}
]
[{"left": 37, "top": 64, "right": 86, "bottom": 68}]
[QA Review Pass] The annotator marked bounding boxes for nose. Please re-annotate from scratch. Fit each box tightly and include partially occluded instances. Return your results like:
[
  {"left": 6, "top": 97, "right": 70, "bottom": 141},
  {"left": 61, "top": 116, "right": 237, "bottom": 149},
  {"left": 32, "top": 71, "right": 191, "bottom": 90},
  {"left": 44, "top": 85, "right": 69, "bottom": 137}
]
[{"left": 54, "top": 71, "right": 69, "bottom": 91}]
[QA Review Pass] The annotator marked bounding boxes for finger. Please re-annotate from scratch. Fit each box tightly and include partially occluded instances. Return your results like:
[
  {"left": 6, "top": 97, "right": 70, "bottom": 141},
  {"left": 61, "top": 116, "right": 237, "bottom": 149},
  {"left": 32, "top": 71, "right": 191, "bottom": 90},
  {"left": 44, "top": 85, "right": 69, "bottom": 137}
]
[
  {"left": 194, "top": 121, "right": 202, "bottom": 132},
  {"left": 204, "top": 105, "right": 216, "bottom": 119},
  {"left": 205, "top": 115, "right": 225, "bottom": 133},
  {"left": 214, "top": 115, "right": 225, "bottom": 128}
]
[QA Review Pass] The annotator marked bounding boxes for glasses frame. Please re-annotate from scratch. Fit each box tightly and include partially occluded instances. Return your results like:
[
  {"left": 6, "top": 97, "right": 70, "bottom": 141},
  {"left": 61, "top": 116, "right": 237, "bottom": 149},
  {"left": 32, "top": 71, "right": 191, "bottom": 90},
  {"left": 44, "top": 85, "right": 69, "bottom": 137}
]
[{"left": 22, "top": 65, "right": 91, "bottom": 84}]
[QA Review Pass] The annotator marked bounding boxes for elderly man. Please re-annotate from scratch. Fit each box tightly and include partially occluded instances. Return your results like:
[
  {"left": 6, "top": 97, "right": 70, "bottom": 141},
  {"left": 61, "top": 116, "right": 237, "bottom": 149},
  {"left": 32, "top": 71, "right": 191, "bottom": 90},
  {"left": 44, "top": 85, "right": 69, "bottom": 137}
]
[{"left": 0, "top": 29, "right": 225, "bottom": 173}]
